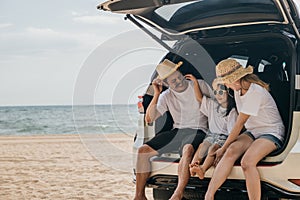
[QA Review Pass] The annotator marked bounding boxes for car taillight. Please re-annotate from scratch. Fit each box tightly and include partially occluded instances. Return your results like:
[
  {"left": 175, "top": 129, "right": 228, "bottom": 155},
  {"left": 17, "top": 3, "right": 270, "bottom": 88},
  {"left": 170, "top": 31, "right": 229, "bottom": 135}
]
[{"left": 288, "top": 179, "right": 300, "bottom": 186}]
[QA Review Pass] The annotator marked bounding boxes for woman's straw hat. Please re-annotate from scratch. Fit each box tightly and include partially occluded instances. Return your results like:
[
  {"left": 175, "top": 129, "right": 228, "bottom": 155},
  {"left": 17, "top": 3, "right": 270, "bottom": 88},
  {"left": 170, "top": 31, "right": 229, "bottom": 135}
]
[
  {"left": 156, "top": 59, "right": 183, "bottom": 80},
  {"left": 215, "top": 59, "right": 253, "bottom": 84}
]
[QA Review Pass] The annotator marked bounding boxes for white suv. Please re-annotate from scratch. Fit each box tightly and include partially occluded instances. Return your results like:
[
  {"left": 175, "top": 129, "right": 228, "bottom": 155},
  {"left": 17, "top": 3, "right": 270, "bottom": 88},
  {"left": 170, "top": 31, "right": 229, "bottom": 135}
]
[{"left": 98, "top": 0, "right": 300, "bottom": 199}]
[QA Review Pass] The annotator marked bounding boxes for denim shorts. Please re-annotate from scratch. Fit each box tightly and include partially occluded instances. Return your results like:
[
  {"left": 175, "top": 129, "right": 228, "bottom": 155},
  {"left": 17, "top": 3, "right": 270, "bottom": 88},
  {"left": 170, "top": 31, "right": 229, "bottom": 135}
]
[
  {"left": 203, "top": 133, "right": 228, "bottom": 147},
  {"left": 243, "top": 132, "right": 283, "bottom": 150}
]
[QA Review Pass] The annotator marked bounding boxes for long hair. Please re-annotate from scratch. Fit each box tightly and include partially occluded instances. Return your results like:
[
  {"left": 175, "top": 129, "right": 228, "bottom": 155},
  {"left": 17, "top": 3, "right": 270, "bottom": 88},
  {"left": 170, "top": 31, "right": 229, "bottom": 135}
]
[
  {"left": 240, "top": 74, "right": 270, "bottom": 91},
  {"left": 226, "top": 88, "right": 236, "bottom": 116},
  {"left": 215, "top": 83, "right": 236, "bottom": 116}
]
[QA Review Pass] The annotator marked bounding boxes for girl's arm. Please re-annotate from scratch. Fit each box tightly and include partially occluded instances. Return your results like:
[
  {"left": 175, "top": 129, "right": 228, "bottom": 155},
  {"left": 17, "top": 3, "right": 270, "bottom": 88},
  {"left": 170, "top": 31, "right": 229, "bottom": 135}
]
[{"left": 185, "top": 74, "right": 203, "bottom": 103}]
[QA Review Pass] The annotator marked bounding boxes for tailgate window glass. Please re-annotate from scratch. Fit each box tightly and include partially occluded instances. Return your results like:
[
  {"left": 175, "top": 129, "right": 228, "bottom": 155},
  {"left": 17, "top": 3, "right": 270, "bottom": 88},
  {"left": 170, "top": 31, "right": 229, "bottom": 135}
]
[
  {"left": 155, "top": 1, "right": 199, "bottom": 21},
  {"left": 153, "top": 0, "right": 283, "bottom": 31}
]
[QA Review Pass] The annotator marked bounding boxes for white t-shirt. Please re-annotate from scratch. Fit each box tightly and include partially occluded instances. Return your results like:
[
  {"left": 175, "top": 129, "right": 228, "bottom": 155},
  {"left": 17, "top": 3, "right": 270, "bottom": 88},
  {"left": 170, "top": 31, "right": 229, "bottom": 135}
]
[
  {"left": 201, "top": 96, "right": 238, "bottom": 135},
  {"left": 235, "top": 83, "right": 285, "bottom": 141},
  {"left": 157, "top": 80, "right": 211, "bottom": 132}
]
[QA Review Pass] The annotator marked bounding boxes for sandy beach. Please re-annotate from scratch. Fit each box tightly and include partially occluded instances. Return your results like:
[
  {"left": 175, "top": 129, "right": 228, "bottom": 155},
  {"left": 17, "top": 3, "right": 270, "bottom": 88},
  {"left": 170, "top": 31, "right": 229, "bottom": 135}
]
[{"left": 0, "top": 134, "right": 153, "bottom": 200}]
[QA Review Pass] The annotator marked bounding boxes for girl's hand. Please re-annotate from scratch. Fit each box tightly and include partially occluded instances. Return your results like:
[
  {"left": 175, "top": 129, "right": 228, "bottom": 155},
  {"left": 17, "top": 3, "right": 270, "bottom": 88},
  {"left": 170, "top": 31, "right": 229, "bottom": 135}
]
[
  {"left": 152, "top": 78, "right": 163, "bottom": 95},
  {"left": 185, "top": 74, "right": 197, "bottom": 82}
]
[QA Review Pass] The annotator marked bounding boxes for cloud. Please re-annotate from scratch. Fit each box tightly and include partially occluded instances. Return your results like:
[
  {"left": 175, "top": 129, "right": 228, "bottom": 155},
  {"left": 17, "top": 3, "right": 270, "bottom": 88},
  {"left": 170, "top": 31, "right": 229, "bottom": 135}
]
[
  {"left": 73, "top": 15, "right": 123, "bottom": 25},
  {"left": 0, "top": 26, "right": 105, "bottom": 58},
  {"left": 25, "top": 27, "right": 67, "bottom": 38},
  {"left": 0, "top": 23, "right": 13, "bottom": 29}
]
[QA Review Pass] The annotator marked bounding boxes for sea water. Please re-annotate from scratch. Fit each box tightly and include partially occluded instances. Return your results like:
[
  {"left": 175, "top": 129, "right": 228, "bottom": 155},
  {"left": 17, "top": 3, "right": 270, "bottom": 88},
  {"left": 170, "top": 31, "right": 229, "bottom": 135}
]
[{"left": 0, "top": 105, "right": 139, "bottom": 136}]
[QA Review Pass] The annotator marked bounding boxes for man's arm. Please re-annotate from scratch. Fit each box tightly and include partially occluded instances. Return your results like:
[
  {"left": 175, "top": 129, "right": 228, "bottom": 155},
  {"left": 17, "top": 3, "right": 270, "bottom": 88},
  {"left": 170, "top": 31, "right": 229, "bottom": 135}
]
[
  {"left": 145, "top": 79, "right": 163, "bottom": 123},
  {"left": 145, "top": 93, "right": 161, "bottom": 123}
]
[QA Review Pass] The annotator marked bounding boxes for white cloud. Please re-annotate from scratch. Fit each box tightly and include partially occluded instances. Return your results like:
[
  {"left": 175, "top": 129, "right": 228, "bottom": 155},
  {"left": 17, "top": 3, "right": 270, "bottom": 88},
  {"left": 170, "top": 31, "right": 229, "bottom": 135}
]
[
  {"left": 73, "top": 15, "right": 122, "bottom": 24},
  {"left": 24, "top": 26, "right": 107, "bottom": 48},
  {"left": 71, "top": 11, "right": 80, "bottom": 16},
  {"left": 25, "top": 27, "right": 67, "bottom": 38},
  {"left": 70, "top": 10, "right": 88, "bottom": 16},
  {"left": 0, "top": 26, "right": 107, "bottom": 57},
  {"left": 0, "top": 23, "right": 13, "bottom": 29}
]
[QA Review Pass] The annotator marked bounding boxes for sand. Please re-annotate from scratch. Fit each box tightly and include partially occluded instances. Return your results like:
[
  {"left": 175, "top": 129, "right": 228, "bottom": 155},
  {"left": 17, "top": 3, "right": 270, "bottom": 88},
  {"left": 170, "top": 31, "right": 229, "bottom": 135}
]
[{"left": 0, "top": 134, "right": 154, "bottom": 200}]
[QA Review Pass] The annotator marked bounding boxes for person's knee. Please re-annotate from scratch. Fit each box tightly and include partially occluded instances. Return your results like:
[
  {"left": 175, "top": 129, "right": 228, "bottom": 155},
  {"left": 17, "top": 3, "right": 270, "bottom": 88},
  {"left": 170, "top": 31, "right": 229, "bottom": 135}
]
[
  {"left": 138, "top": 144, "right": 154, "bottom": 155},
  {"left": 182, "top": 144, "right": 194, "bottom": 156},
  {"left": 240, "top": 155, "right": 257, "bottom": 171},
  {"left": 223, "top": 144, "right": 240, "bottom": 161}
]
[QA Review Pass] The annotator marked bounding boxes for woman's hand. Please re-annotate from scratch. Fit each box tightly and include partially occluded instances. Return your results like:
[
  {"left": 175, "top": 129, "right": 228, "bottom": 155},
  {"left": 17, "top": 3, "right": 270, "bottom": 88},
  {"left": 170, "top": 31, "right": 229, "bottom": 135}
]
[{"left": 212, "top": 147, "right": 226, "bottom": 166}]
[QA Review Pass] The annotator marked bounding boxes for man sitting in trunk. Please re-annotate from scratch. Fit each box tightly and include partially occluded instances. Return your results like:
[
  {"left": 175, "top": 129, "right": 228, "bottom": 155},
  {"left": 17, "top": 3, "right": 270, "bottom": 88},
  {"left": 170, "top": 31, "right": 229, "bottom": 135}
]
[{"left": 134, "top": 59, "right": 211, "bottom": 200}]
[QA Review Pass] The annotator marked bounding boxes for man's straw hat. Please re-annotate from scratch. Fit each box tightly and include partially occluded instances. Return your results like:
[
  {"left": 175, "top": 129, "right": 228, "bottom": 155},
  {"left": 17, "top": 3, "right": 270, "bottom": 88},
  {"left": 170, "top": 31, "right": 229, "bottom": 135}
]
[
  {"left": 215, "top": 58, "right": 253, "bottom": 84},
  {"left": 156, "top": 59, "right": 183, "bottom": 80}
]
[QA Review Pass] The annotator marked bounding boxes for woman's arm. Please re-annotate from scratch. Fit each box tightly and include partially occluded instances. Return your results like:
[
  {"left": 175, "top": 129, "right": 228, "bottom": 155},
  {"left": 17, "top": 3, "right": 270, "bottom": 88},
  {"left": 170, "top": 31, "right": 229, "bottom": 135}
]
[
  {"left": 213, "top": 112, "right": 250, "bottom": 162},
  {"left": 222, "top": 112, "right": 250, "bottom": 149}
]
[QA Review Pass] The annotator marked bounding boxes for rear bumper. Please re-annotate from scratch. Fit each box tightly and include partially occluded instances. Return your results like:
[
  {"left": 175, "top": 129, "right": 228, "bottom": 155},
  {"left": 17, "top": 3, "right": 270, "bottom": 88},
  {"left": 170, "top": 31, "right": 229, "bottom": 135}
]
[{"left": 147, "top": 175, "right": 300, "bottom": 199}]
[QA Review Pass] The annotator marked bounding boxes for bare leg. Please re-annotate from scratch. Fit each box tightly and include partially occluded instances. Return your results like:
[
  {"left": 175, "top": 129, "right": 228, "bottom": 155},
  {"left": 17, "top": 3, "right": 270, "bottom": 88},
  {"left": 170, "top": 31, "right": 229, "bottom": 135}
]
[
  {"left": 134, "top": 144, "right": 158, "bottom": 200},
  {"left": 197, "top": 144, "right": 221, "bottom": 179},
  {"left": 190, "top": 141, "right": 211, "bottom": 176},
  {"left": 169, "top": 144, "right": 195, "bottom": 200},
  {"left": 205, "top": 135, "right": 253, "bottom": 200},
  {"left": 241, "top": 138, "right": 277, "bottom": 200}
]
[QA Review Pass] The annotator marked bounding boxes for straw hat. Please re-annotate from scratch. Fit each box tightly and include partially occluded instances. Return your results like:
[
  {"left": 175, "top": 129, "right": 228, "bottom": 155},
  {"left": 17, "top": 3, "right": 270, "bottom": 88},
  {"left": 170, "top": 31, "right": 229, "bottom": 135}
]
[
  {"left": 156, "top": 59, "right": 183, "bottom": 80},
  {"left": 212, "top": 78, "right": 222, "bottom": 90},
  {"left": 215, "top": 59, "right": 253, "bottom": 84}
]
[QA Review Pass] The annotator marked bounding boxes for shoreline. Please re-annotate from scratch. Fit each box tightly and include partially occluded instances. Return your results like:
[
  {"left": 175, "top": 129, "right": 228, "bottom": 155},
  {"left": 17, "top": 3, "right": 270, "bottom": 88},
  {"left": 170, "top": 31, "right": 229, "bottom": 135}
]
[{"left": 0, "top": 133, "right": 153, "bottom": 199}]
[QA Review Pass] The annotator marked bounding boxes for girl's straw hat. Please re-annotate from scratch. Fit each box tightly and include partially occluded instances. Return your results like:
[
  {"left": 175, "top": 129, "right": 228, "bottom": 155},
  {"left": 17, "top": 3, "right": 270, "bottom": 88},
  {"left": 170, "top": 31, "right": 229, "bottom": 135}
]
[
  {"left": 156, "top": 59, "right": 183, "bottom": 80},
  {"left": 215, "top": 59, "right": 253, "bottom": 84},
  {"left": 212, "top": 78, "right": 222, "bottom": 90}
]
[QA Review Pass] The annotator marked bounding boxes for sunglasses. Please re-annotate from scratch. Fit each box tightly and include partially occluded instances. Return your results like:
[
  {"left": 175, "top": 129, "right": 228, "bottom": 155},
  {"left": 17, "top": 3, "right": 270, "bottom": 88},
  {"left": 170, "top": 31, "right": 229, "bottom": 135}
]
[
  {"left": 213, "top": 85, "right": 227, "bottom": 96},
  {"left": 213, "top": 89, "right": 227, "bottom": 96}
]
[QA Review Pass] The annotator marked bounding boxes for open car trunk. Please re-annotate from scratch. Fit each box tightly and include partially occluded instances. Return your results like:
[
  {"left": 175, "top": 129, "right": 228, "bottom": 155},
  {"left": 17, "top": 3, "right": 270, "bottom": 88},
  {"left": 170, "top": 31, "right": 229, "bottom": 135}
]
[
  {"left": 98, "top": 0, "right": 300, "bottom": 199},
  {"left": 144, "top": 32, "right": 296, "bottom": 200},
  {"left": 149, "top": 31, "right": 294, "bottom": 162},
  {"left": 98, "top": 0, "right": 300, "bottom": 35}
]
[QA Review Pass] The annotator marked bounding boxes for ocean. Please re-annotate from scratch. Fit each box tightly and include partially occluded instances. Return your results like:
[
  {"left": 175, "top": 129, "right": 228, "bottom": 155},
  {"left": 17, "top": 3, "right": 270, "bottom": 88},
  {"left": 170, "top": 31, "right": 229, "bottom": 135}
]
[{"left": 0, "top": 105, "right": 139, "bottom": 136}]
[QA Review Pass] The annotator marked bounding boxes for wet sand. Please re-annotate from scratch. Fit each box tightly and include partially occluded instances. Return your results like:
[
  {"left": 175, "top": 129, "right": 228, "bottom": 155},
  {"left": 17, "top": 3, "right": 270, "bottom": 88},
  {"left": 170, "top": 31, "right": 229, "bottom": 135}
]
[{"left": 0, "top": 134, "right": 153, "bottom": 200}]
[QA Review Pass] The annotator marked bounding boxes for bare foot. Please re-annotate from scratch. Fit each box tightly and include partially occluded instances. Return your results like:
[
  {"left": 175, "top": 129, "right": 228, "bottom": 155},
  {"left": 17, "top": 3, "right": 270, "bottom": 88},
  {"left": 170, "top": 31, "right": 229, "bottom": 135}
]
[
  {"left": 190, "top": 165, "right": 205, "bottom": 179},
  {"left": 196, "top": 166, "right": 205, "bottom": 180},
  {"left": 189, "top": 161, "right": 200, "bottom": 176},
  {"left": 189, "top": 165, "right": 197, "bottom": 176}
]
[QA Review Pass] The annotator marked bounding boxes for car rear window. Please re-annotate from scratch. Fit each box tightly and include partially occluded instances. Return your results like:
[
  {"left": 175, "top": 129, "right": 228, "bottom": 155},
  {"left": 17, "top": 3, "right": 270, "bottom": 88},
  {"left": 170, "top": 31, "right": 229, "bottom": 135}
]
[{"left": 154, "top": 0, "right": 284, "bottom": 32}]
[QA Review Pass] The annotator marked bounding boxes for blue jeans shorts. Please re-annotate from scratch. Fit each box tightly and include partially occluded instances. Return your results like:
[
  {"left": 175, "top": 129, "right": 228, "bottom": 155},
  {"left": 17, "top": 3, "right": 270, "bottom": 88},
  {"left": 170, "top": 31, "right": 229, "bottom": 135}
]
[
  {"left": 243, "top": 132, "right": 283, "bottom": 150},
  {"left": 203, "top": 133, "right": 228, "bottom": 147}
]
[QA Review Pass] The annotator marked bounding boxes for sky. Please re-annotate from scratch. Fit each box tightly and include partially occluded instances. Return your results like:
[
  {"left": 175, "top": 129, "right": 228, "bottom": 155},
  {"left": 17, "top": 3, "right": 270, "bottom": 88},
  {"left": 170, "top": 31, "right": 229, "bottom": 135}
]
[{"left": 0, "top": 0, "right": 166, "bottom": 106}]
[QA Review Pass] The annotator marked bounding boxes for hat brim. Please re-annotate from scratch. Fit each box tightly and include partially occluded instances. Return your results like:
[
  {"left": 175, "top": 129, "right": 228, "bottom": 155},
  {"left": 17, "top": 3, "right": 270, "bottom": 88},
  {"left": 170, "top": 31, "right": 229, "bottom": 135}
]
[
  {"left": 212, "top": 78, "right": 224, "bottom": 90},
  {"left": 158, "top": 61, "right": 183, "bottom": 80},
  {"left": 217, "top": 65, "right": 253, "bottom": 84}
]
